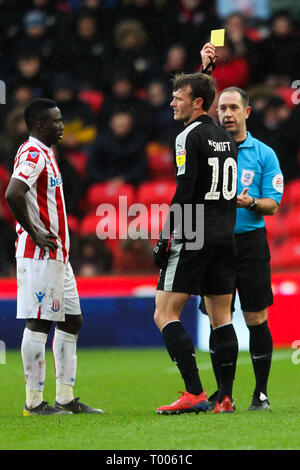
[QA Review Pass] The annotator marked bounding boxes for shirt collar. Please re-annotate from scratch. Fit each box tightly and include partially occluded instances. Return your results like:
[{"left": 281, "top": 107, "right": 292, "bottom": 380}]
[
  {"left": 237, "top": 131, "right": 255, "bottom": 148},
  {"left": 187, "top": 114, "right": 212, "bottom": 126},
  {"left": 29, "top": 135, "right": 52, "bottom": 153}
]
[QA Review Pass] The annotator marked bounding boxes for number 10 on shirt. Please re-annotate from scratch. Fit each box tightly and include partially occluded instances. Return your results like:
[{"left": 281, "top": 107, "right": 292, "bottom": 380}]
[{"left": 205, "top": 157, "right": 237, "bottom": 200}]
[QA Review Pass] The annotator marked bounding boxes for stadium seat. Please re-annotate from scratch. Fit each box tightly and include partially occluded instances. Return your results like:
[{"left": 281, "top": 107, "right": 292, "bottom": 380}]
[
  {"left": 66, "top": 150, "right": 88, "bottom": 181},
  {"left": 282, "top": 179, "right": 300, "bottom": 209},
  {"left": 264, "top": 212, "right": 284, "bottom": 241},
  {"left": 85, "top": 182, "right": 136, "bottom": 211},
  {"left": 78, "top": 90, "right": 105, "bottom": 114},
  {"left": 275, "top": 86, "right": 297, "bottom": 109},
  {"left": 80, "top": 211, "right": 129, "bottom": 267},
  {"left": 282, "top": 208, "right": 300, "bottom": 237},
  {"left": 80, "top": 213, "right": 100, "bottom": 237},
  {"left": 276, "top": 238, "right": 300, "bottom": 269},
  {"left": 146, "top": 142, "right": 174, "bottom": 180},
  {"left": 67, "top": 215, "right": 80, "bottom": 233},
  {"left": 0, "top": 164, "right": 14, "bottom": 224},
  {"left": 136, "top": 180, "right": 176, "bottom": 207},
  {"left": 128, "top": 206, "right": 169, "bottom": 245},
  {"left": 81, "top": 210, "right": 119, "bottom": 236}
]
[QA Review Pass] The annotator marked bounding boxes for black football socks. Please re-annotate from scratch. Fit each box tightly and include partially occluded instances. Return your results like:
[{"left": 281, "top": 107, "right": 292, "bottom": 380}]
[
  {"left": 213, "top": 323, "right": 239, "bottom": 403},
  {"left": 247, "top": 320, "right": 273, "bottom": 398},
  {"left": 209, "top": 325, "right": 221, "bottom": 391},
  {"left": 162, "top": 321, "right": 203, "bottom": 396}
]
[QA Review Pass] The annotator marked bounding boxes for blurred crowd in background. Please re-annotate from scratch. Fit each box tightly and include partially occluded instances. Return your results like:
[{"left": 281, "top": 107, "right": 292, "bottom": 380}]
[{"left": 1, "top": 0, "right": 300, "bottom": 277}]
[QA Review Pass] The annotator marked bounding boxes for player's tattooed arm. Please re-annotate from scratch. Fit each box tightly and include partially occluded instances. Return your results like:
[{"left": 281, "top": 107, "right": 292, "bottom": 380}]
[{"left": 5, "top": 178, "right": 58, "bottom": 255}]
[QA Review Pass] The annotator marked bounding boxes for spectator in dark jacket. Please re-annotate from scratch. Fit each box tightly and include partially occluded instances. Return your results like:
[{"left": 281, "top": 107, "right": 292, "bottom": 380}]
[
  {"left": 52, "top": 73, "right": 98, "bottom": 151},
  {"left": 256, "top": 10, "right": 300, "bottom": 84},
  {"left": 14, "top": 10, "right": 57, "bottom": 68},
  {"left": 248, "top": 95, "right": 299, "bottom": 182},
  {"left": 146, "top": 80, "right": 181, "bottom": 146},
  {"left": 110, "top": 19, "right": 161, "bottom": 89},
  {"left": 60, "top": 10, "right": 110, "bottom": 89},
  {"left": 0, "top": 106, "right": 28, "bottom": 171},
  {"left": 97, "top": 72, "right": 151, "bottom": 136},
  {"left": 88, "top": 111, "right": 148, "bottom": 186}
]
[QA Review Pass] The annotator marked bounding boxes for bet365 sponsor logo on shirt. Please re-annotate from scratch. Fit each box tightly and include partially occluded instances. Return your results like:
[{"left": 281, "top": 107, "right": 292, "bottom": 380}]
[{"left": 50, "top": 174, "right": 63, "bottom": 187}]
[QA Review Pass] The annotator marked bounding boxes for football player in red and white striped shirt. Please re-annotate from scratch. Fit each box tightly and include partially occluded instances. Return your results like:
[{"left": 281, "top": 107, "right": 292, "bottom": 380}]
[{"left": 6, "top": 98, "right": 103, "bottom": 416}]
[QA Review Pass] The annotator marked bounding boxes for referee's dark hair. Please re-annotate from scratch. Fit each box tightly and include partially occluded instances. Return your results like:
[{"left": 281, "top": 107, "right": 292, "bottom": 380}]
[
  {"left": 218, "top": 87, "right": 250, "bottom": 107},
  {"left": 172, "top": 72, "right": 216, "bottom": 111},
  {"left": 24, "top": 98, "right": 58, "bottom": 131}
]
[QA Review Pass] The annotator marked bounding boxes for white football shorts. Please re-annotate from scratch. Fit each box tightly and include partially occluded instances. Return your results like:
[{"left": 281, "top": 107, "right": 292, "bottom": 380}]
[{"left": 16, "top": 258, "right": 81, "bottom": 321}]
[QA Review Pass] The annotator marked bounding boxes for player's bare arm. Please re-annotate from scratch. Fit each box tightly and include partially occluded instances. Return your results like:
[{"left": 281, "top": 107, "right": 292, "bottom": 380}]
[
  {"left": 5, "top": 177, "right": 58, "bottom": 255},
  {"left": 237, "top": 187, "right": 279, "bottom": 214}
]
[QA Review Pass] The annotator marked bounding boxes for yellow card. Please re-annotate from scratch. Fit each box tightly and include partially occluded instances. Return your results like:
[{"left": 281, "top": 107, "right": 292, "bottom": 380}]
[{"left": 210, "top": 29, "right": 225, "bottom": 47}]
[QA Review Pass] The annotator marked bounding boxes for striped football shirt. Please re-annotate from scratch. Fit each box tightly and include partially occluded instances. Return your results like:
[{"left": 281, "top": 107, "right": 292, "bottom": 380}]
[{"left": 11, "top": 136, "right": 70, "bottom": 263}]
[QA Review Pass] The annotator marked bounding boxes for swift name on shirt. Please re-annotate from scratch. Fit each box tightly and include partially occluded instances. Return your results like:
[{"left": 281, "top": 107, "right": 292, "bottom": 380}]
[{"left": 208, "top": 140, "right": 231, "bottom": 152}]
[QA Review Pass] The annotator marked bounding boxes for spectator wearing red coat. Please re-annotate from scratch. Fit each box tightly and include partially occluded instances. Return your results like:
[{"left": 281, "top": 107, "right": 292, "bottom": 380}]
[{"left": 212, "top": 39, "right": 251, "bottom": 92}]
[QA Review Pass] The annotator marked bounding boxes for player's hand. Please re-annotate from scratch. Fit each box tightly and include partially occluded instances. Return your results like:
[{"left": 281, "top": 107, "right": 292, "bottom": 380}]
[
  {"left": 237, "top": 188, "right": 253, "bottom": 208},
  {"left": 153, "top": 235, "right": 170, "bottom": 269},
  {"left": 200, "top": 42, "right": 216, "bottom": 69},
  {"left": 30, "top": 231, "right": 58, "bottom": 256}
]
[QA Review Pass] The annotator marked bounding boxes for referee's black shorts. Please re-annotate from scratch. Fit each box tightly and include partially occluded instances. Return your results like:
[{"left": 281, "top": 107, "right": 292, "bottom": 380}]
[
  {"left": 233, "top": 227, "right": 273, "bottom": 312},
  {"left": 199, "top": 227, "right": 273, "bottom": 314},
  {"left": 157, "top": 239, "right": 236, "bottom": 296}
]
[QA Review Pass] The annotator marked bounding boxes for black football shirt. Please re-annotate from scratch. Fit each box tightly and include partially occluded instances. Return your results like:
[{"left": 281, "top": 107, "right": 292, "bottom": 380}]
[{"left": 168, "top": 114, "right": 238, "bottom": 246}]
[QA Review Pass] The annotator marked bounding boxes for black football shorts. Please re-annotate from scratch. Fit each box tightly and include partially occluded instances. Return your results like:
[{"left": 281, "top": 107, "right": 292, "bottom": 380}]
[
  {"left": 157, "top": 239, "right": 236, "bottom": 296},
  {"left": 233, "top": 227, "right": 273, "bottom": 312},
  {"left": 199, "top": 227, "right": 273, "bottom": 314}
]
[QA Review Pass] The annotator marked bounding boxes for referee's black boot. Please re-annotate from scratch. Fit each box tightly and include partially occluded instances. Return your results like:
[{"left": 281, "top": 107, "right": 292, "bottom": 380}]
[{"left": 248, "top": 392, "right": 271, "bottom": 411}]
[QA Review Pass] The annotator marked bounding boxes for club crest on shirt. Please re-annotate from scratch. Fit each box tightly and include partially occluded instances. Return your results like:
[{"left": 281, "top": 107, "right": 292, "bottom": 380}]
[
  {"left": 241, "top": 169, "right": 255, "bottom": 186},
  {"left": 51, "top": 299, "right": 60, "bottom": 312}
]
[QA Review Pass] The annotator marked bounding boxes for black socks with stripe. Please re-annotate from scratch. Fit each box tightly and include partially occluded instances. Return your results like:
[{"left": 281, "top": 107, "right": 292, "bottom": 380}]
[
  {"left": 209, "top": 320, "right": 273, "bottom": 401},
  {"left": 248, "top": 320, "right": 273, "bottom": 398},
  {"left": 162, "top": 321, "right": 203, "bottom": 396},
  {"left": 211, "top": 323, "right": 239, "bottom": 403}
]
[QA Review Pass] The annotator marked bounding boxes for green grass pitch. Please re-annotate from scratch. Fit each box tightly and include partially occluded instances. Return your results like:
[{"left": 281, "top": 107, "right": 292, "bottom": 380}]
[{"left": 0, "top": 348, "right": 299, "bottom": 450}]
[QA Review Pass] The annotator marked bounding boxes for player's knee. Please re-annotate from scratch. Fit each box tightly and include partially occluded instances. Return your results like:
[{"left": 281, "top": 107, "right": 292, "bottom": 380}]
[
  {"left": 244, "top": 310, "right": 267, "bottom": 326},
  {"left": 57, "top": 314, "right": 83, "bottom": 335},
  {"left": 154, "top": 307, "right": 179, "bottom": 331},
  {"left": 26, "top": 318, "right": 53, "bottom": 334},
  {"left": 154, "top": 306, "right": 170, "bottom": 331},
  {"left": 154, "top": 307, "right": 162, "bottom": 329}
]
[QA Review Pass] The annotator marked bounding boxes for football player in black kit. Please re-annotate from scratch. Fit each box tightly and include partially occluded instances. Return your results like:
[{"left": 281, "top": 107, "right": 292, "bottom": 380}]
[{"left": 153, "top": 72, "right": 239, "bottom": 414}]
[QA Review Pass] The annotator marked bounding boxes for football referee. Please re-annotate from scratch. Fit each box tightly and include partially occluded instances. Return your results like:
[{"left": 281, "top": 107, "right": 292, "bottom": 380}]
[
  {"left": 200, "top": 43, "right": 284, "bottom": 411},
  {"left": 153, "top": 72, "right": 239, "bottom": 414}
]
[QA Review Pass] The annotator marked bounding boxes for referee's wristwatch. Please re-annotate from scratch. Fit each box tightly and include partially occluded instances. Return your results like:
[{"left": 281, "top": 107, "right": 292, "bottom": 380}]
[{"left": 247, "top": 197, "right": 258, "bottom": 211}]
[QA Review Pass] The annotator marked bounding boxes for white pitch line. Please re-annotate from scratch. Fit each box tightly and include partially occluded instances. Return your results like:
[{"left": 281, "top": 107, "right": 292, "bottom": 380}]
[{"left": 165, "top": 349, "right": 292, "bottom": 373}]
